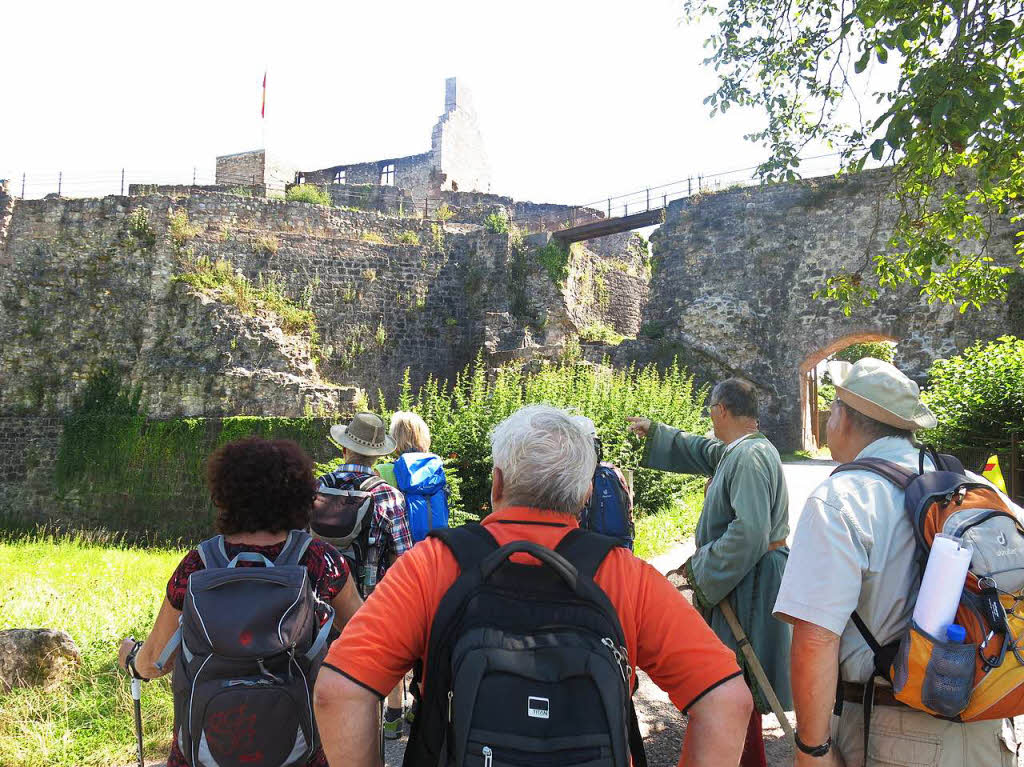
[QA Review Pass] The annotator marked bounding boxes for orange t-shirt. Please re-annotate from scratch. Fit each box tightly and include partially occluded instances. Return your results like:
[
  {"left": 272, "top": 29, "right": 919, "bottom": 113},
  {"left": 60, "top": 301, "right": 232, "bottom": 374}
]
[{"left": 323, "top": 506, "right": 741, "bottom": 714}]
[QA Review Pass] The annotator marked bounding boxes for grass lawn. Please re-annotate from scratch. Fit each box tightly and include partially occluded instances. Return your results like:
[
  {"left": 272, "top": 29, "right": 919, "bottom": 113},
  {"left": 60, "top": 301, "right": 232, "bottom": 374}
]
[
  {"left": 0, "top": 497, "right": 702, "bottom": 767},
  {"left": 0, "top": 532, "right": 185, "bottom": 767},
  {"left": 633, "top": 487, "right": 704, "bottom": 560}
]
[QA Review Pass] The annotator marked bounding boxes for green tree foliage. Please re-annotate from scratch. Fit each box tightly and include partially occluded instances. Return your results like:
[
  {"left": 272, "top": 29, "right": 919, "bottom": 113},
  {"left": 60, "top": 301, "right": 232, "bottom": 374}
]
[
  {"left": 285, "top": 184, "right": 332, "bottom": 206},
  {"left": 378, "top": 355, "right": 709, "bottom": 521},
  {"left": 834, "top": 340, "right": 896, "bottom": 363},
  {"left": 818, "top": 341, "right": 896, "bottom": 408},
  {"left": 685, "top": 0, "right": 1024, "bottom": 311},
  {"left": 922, "top": 335, "right": 1024, "bottom": 454}
]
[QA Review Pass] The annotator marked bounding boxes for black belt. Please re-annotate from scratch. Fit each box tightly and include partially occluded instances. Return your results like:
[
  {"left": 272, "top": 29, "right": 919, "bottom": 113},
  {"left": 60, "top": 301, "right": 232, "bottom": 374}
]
[{"left": 841, "top": 681, "right": 909, "bottom": 709}]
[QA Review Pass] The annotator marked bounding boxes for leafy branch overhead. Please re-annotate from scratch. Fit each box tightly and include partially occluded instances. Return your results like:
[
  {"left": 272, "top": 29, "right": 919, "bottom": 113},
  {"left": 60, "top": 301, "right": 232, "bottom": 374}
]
[{"left": 685, "top": 0, "right": 1024, "bottom": 311}]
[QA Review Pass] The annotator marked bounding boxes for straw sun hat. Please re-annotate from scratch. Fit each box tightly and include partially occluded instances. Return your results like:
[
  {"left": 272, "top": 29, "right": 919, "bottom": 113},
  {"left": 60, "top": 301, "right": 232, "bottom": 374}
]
[
  {"left": 827, "top": 357, "right": 937, "bottom": 431},
  {"left": 329, "top": 412, "right": 397, "bottom": 456}
]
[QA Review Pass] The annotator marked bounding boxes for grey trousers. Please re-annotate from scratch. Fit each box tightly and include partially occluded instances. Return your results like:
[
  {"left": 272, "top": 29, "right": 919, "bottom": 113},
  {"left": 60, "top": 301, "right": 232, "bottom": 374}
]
[{"left": 832, "top": 705, "right": 1018, "bottom": 767}]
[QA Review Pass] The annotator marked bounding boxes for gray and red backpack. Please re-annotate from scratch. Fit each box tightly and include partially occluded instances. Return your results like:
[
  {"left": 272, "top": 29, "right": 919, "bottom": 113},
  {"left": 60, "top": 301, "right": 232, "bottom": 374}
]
[{"left": 155, "top": 530, "right": 333, "bottom": 767}]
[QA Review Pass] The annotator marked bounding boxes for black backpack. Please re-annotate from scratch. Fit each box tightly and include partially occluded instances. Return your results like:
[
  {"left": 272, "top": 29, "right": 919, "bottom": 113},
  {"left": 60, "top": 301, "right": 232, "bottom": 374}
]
[
  {"left": 403, "top": 524, "right": 646, "bottom": 767},
  {"left": 311, "top": 473, "right": 388, "bottom": 596},
  {"left": 155, "top": 530, "right": 334, "bottom": 767}
]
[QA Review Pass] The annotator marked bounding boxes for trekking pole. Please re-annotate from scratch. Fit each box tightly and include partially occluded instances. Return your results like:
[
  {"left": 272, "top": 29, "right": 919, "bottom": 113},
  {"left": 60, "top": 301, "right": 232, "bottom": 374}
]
[
  {"left": 669, "top": 570, "right": 794, "bottom": 742},
  {"left": 131, "top": 677, "right": 145, "bottom": 767}
]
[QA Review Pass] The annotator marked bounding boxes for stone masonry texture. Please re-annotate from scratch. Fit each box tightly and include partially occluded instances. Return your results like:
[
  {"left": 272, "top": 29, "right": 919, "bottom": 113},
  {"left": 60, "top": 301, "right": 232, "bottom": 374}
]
[
  {"left": 0, "top": 168, "right": 1016, "bottom": 530},
  {"left": 615, "top": 170, "right": 1017, "bottom": 451}
]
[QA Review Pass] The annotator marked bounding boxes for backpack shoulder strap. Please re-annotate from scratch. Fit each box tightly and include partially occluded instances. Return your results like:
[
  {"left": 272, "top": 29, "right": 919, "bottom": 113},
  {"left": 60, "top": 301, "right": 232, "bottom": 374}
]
[
  {"left": 555, "top": 528, "right": 646, "bottom": 767},
  {"left": 274, "top": 529, "right": 314, "bottom": 567},
  {"left": 197, "top": 535, "right": 230, "bottom": 569},
  {"left": 831, "top": 457, "right": 916, "bottom": 489},
  {"left": 428, "top": 524, "right": 499, "bottom": 573},
  {"left": 554, "top": 528, "right": 621, "bottom": 579},
  {"left": 359, "top": 475, "right": 388, "bottom": 493}
]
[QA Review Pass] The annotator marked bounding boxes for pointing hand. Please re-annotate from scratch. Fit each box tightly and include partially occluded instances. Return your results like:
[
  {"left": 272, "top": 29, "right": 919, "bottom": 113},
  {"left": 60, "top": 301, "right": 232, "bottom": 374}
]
[{"left": 626, "top": 417, "right": 652, "bottom": 438}]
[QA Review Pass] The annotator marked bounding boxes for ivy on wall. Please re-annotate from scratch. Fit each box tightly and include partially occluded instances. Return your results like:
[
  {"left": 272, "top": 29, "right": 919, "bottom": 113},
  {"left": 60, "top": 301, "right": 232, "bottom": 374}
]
[{"left": 50, "top": 367, "right": 340, "bottom": 542}]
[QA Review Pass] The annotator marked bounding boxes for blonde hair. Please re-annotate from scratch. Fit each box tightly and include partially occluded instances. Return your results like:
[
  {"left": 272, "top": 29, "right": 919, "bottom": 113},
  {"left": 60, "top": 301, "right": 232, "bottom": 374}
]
[{"left": 389, "top": 411, "right": 431, "bottom": 454}]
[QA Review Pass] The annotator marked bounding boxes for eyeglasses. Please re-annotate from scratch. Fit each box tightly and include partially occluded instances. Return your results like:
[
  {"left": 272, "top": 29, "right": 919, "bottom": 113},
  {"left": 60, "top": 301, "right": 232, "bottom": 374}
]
[{"left": 703, "top": 402, "right": 721, "bottom": 418}]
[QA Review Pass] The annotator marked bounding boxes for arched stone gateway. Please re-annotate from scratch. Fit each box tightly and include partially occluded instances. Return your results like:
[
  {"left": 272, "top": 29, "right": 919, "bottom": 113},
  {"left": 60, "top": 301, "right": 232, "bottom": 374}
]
[
  {"left": 798, "top": 332, "right": 899, "bottom": 450},
  {"left": 619, "top": 169, "right": 1021, "bottom": 452}
]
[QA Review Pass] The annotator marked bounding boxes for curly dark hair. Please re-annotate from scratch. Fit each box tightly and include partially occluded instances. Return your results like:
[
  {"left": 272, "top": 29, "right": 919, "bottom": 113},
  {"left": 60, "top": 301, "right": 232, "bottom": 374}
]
[{"left": 207, "top": 437, "right": 318, "bottom": 535}]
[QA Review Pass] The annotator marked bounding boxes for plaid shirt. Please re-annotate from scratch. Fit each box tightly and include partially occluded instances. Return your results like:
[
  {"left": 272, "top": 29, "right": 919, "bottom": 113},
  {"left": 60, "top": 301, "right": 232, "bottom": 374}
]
[{"left": 318, "top": 464, "right": 412, "bottom": 585}]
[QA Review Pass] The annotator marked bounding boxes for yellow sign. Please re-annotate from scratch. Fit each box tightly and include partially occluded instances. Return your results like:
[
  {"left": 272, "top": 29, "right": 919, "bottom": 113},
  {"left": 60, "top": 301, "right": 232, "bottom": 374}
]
[{"left": 983, "top": 455, "right": 1008, "bottom": 493}]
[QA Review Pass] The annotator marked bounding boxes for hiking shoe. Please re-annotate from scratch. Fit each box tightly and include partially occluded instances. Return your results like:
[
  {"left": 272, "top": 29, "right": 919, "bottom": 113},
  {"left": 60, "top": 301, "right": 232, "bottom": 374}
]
[
  {"left": 404, "top": 701, "right": 417, "bottom": 724},
  {"left": 383, "top": 710, "right": 403, "bottom": 740}
]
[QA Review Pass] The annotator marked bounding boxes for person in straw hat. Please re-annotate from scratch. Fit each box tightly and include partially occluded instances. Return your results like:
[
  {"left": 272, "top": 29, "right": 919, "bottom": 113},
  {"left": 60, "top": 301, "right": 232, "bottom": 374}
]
[
  {"left": 317, "top": 412, "right": 413, "bottom": 596},
  {"left": 317, "top": 413, "right": 415, "bottom": 739},
  {"left": 773, "top": 358, "right": 1021, "bottom": 767}
]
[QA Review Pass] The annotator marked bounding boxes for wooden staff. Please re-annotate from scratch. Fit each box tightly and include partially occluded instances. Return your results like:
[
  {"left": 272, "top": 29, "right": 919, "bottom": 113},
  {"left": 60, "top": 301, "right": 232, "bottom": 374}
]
[{"left": 669, "top": 568, "right": 794, "bottom": 741}]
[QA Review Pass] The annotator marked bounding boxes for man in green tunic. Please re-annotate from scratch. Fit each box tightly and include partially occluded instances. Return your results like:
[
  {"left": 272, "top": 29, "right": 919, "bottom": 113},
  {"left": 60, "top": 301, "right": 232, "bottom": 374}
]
[{"left": 628, "top": 378, "right": 792, "bottom": 767}]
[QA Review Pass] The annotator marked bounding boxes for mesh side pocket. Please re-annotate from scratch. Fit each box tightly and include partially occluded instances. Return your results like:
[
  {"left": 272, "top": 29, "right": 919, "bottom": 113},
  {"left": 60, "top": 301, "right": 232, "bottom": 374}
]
[
  {"left": 921, "top": 638, "right": 975, "bottom": 718},
  {"left": 893, "top": 629, "right": 912, "bottom": 693}
]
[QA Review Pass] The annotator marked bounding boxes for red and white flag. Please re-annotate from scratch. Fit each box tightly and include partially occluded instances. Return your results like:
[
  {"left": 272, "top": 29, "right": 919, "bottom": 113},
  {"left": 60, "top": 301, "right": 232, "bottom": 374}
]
[{"left": 261, "top": 71, "right": 267, "bottom": 119}]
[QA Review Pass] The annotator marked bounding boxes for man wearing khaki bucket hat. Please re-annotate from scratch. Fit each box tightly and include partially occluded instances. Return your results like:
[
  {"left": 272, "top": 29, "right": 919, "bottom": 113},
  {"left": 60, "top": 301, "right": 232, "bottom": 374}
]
[
  {"left": 315, "top": 413, "right": 412, "bottom": 595},
  {"left": 773, "top": 358, "right": 1020, "bottom": 766}
]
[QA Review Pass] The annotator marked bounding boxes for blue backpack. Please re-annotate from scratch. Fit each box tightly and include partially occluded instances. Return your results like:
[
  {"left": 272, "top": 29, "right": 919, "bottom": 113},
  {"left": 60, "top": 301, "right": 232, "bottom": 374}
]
[
  {"left": 580, "top": 463, "right": 634, "bottom": 550},
  {"left": 393, "top": 452, "right": 450, "bottom": 543}
]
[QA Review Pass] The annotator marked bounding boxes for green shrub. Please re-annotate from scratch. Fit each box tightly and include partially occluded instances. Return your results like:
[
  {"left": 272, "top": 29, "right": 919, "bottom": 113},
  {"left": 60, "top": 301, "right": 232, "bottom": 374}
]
[
  {"left": 579, "top": 322, "right": 626, "bottom": 346},
  {"left": 484, "top": 210, "right": 510, "bottom": 233},
  {"left": 834, "top": 341, "right": 896, "bottom": 364},
  {"left": 435, "top": 203, "right": 455, "bottom": 222},
  {"left": 817, "top": 381, "right": 836, "bottom": 410},
  {"left": 174, "top": 256, "right": 316, "bottom": 337},
  {"left": 396, "top": 231, "right": 420, "bottom": 245},
  {"left": 253, "top": 234, "right": 279, "bottom": 255},
  {"left": 286, "top": 184, "right": 331, "bottom": 206},
  {"left": 536, "top": 240, "right": 570, "bottom": 286},
  {"left": 922, "top": 335, "right": 1024, "bottom": 455},
  {"left": 377, "top": 355, "right": 709, "bottom": 520},
  {"left": 123, "top": 208, "right": 156, "bottom": 250},
  {"left": 168, "top": 209, "right": 202, "bottom": 248}
]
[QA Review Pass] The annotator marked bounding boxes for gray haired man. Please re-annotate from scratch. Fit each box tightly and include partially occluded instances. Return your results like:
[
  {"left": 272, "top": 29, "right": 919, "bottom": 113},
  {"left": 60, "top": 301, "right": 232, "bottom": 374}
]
[
  {"left": 774, "top": 358, "right": 1021, "bottom": 766},
  {"left": 314, "top": 404, "right": 753, "bottom": 767}
]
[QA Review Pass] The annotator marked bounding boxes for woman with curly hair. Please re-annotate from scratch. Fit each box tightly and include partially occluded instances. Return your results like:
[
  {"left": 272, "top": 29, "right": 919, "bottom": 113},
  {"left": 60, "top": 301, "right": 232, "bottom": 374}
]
[{"left": 117, "top": 437, "right": 362, "bottom": 767}]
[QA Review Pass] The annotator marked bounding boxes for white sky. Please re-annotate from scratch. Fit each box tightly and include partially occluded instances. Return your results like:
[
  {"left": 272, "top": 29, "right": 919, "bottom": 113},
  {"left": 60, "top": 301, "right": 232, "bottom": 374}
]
[{"left": 1, "top": 0, "right": 850, "bottom": 203}]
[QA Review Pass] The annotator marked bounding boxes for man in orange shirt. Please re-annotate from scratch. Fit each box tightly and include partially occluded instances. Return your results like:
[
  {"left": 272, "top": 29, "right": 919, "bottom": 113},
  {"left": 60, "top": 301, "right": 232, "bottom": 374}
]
[{"left": 314, "top": 404, "right": 752, "bottom": 767}]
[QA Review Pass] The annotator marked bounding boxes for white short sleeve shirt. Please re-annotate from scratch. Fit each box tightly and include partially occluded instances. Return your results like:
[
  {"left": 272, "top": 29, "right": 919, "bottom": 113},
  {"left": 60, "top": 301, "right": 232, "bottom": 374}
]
[{"left": 774, "top": 437, "right": 1022, "bottom": 684}]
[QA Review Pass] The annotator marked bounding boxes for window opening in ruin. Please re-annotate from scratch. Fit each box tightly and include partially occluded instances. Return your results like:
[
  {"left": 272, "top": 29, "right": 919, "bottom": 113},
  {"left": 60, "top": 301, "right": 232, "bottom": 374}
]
[
  {"left": 380, "top": 163, "right": 395, "bottom": 186},
  {"left": 296, "top": 173, "right": 306, "bottom": 185},
  {"left": 334, "top": 169, "right": 346, "bottom": 185}
]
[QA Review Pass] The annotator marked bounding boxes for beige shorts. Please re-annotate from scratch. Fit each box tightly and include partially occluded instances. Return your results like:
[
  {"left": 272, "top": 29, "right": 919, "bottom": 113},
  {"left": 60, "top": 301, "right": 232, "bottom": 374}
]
[{"left": 832, "top": 704, "right": 1018, "bottom": 767}]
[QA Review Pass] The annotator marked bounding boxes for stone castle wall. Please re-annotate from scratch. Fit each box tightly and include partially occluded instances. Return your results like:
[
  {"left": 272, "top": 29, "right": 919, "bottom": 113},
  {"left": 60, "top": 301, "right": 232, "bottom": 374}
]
[{"left": 619, "top": 170, "right": 1018, "bottom": 450}]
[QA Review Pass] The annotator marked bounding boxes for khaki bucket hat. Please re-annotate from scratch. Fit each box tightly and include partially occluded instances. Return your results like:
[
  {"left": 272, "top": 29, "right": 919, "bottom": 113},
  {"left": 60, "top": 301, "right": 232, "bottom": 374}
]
[
  {"left": 329, "top": 412, "right": 397, "bottom": 457},
  {"left": 827, "top": 357, "right": 937, "bottom": 431}
]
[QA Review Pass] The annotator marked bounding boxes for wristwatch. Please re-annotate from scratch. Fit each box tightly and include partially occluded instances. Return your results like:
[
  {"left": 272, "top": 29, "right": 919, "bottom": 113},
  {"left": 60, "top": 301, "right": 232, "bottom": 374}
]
[
  {"left": 794, "top": 731, "right": 832, "bottom": 757},
  {"left": 125, "top": 639, "right": 146, "bottom": 681}
]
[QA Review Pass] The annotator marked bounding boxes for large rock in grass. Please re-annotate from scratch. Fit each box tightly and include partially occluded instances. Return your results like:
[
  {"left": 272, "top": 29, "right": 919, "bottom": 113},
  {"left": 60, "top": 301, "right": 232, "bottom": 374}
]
[{"left": 0, "top": 628, "right": 81, "bottom": 692}]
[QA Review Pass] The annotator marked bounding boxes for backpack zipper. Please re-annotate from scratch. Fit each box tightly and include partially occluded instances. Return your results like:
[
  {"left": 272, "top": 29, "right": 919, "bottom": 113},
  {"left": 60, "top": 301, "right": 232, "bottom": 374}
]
[
  {"left": 448, "top": 690, "right": 453, "bottom": 723},
  {"left": 601, "top": 637, "right": 631, "bottom": 683},
  {"left": 482, "top": 746, "right": 493, "bottom": 767},
  {"left": 951, "top": 509, "right": 1014, "bottom": 539}
]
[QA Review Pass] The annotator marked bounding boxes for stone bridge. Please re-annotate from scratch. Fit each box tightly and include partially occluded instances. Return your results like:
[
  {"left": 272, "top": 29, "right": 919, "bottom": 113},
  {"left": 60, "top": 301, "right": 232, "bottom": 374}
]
[{"left": 615, "top": 169, "right": 1020, "bottom": 452}]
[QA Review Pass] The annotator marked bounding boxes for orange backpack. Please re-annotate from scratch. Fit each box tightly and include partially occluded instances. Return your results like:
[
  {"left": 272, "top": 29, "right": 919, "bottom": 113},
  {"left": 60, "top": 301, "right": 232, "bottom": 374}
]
[{"left": 833, "top": 447, "right": 1024, "bottom": 722}]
